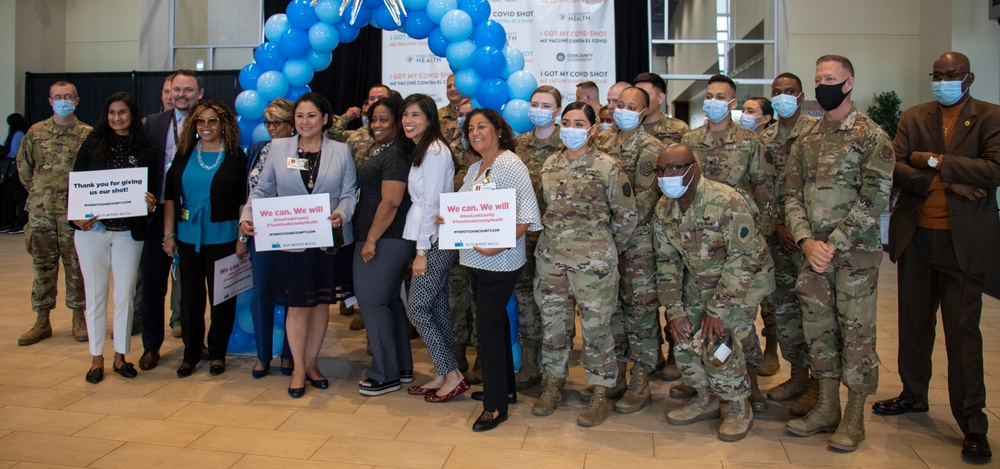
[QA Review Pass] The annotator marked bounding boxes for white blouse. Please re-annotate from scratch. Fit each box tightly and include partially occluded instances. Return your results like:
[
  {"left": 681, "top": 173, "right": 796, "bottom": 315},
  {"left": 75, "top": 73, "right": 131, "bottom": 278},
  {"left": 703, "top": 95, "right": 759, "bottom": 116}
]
[{"left": 403, "top": 139, "right": 454, "bottom": 250}]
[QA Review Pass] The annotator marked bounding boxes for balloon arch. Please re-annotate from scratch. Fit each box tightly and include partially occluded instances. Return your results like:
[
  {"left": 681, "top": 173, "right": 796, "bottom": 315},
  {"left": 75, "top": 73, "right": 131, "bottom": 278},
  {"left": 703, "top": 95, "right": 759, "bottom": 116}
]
[{"left": 234, "top": 0, "right": 540, "bottom": 147}]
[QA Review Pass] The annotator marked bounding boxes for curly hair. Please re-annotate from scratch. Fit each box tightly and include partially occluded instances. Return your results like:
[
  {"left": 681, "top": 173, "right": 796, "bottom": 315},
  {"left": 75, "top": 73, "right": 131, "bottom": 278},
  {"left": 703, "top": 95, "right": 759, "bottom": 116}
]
[
  {"left": 177, "top": 100, "right": 241, "bottom": 158},
  {"left": 461, "top": 108, "right": 516, "bottom": 158}
]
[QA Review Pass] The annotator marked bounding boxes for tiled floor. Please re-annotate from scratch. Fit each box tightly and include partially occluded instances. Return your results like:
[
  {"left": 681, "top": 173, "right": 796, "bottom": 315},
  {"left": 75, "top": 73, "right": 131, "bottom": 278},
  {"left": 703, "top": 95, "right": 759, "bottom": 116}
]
[{"left": 0, "top": 234, "right": 998, "bottom": 469}]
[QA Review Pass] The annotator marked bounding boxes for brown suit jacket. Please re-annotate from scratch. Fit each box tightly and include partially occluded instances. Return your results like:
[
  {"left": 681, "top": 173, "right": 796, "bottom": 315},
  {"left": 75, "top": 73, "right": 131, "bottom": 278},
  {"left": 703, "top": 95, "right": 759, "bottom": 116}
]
[{"left": 889, "top": 97, "right": 1000, "bottom": 273}]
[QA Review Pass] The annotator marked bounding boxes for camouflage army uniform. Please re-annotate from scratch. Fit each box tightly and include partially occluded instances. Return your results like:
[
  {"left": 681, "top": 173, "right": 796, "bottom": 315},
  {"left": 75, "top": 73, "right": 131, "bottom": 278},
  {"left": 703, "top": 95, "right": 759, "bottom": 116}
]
[
  {"left": 594, "top": 127, "right": 664, "bottom": 369},
  {"left": 534, "top": 146, "right": 637, "bottom": 385},
  {"left": 759, "top": 114, "right": 819, "bottom": 369},
  {"left": 514, "top": 129, "right": 563, "bottom": 350},
  {"left": 783, "top": 107, "right": 893, "bottom": 394},
  {"left": 324, "top": 115, "right": 372, "bottom": 167},
  {"left": 16, "top": 117, "right": 92, "bottom": 315},
  {"left": 654, "top": 178, "right": 775, "bottom": 399},
  {"left": 642, "top": 114, "right": 690, "bottom": 145},
  {"left": 448, "top": 136, "right": 477, "bottom": 347},
  {"left": 439, "top": 104, "right": 459, "bottom": 143}
]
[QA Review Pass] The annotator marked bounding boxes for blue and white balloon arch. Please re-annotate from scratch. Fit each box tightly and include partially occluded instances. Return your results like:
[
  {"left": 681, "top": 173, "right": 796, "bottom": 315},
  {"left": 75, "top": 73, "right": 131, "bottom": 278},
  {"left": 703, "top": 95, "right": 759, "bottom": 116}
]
[{"left": 234, "top": 0, "right": 540, "bottom": 146}]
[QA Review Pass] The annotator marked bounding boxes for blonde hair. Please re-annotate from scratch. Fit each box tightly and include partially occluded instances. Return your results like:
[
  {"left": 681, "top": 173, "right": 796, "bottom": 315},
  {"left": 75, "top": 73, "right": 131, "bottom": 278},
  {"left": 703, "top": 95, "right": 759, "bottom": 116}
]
[{"left": 264, "top": 98, "right": 294, "bottom": 124}]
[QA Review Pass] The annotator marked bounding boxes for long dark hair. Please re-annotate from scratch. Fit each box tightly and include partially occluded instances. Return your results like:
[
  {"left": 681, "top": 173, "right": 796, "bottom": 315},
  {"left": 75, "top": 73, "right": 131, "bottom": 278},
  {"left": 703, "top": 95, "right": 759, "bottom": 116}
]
[
  {"left": 90, "top": 92, "right": 148, "bottom": 160},
  {"left": 748, "top": 97, "right": 775, "bottom": 128},
  {"left": 4, "top": 113, "right": 29, "bottom": 147},
  {"left": 177, "top": 100, "right": 241, "bottom": 158},
  {"left": 401, "top": 94, "right": 447, "bottom": 167},
  {"left": 461, "top": 108, "right": 517, "bottom": 158},
  {"left": 295, "top": 92, "right": 335, "bottom": 132},
  {"left": 366, "top": 95, "right": 410, "bottom": 162}
]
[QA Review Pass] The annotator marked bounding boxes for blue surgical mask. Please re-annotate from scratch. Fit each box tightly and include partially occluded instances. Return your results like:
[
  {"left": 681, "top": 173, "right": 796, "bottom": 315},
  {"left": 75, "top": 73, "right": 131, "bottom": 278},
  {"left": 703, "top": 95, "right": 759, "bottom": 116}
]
[
  {"left": 657, "top": 164, "right": 693, "bottom": 199},
  {"left": 931, "top": 76, "right": 968, "bottom": 106},
  {"left": 771, "top": 93, "right": 801, "bottom": 118},
  {"left": 528, "top": 108, "right": 554, "bottom": 128},
  {"left": 53, "top": 100, "right": 76, "bottom": 119},
  {"left": 613, "top": 107, "right": 644, "bottom": 131},
  {"left": 703, "top": 98, "right": 733, "bottom": 123},
  {"left": 361, "top": 115, "right": 370, "bottom": 128},
  {"left": 456, "top": 116, "right": 466, "bottom": 133},
  {"left": 599, "top": 123, "right": 613, "bottom": 132},
  {"left": 559, "top": 126, "right": 591, "bottom": 151},
  {"left": 739, "top": 113, "right": 761, "bottom": 131}
]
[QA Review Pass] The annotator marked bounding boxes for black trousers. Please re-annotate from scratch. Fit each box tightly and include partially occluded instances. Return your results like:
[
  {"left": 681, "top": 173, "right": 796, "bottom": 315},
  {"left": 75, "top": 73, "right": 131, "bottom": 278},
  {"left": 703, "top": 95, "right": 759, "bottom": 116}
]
[
  {"left": 469, "top": 266, "right": 522, "bottom": 415},
  {"left": 140, "top": 206, "right": 174, "bottom": 352},
  {"left": 176, "top": 240, "right": 237, "bottom": 365},
  {"left": 897, "top": 227, "right": 988, "bottom": 436}
]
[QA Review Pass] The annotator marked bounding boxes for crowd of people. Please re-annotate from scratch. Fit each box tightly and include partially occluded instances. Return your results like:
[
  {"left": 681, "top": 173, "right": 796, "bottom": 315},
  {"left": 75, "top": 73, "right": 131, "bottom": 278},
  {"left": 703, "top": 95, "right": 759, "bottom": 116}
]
[{"left": 9, "top": 50, "right": 999, "bottom": 460}]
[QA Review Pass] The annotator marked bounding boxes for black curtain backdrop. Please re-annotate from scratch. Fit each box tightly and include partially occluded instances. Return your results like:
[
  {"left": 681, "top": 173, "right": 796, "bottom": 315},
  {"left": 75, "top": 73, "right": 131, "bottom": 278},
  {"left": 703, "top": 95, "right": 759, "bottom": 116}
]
[{"left": 614, "top": 1, "right": 650, "bottom": 83}]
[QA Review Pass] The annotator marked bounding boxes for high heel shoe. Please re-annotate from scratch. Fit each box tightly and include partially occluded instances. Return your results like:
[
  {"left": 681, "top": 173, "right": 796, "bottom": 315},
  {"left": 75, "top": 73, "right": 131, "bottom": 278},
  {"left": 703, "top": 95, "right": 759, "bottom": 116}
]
[
  {"left": 425, "top": 379, "right": 470, "bottom": 403},
  {"left": 251, "top": 362, "right": 270, "bottom": 379},
  {"left": 288, "top": 387, "right": 306, "bottom": 398},
  {"left": 306, "top": 376, "right": 329, "bottom": 389}
]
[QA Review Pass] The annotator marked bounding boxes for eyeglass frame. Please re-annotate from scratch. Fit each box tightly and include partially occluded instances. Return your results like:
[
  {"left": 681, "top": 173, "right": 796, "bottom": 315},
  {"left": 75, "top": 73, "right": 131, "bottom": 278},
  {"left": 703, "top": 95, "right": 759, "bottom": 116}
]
[
  {"left": 194, "top": 116, "right": 221, "bottom": 126},
  {"left": 654, "top": 163, "right": 694, "bottom": 177}
]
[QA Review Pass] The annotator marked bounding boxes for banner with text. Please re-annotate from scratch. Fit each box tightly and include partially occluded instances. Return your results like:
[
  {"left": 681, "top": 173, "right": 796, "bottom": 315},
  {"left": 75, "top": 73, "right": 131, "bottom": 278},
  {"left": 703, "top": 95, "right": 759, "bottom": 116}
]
[
  {"left": 382, "top": 0, "right": 615, "bottom": 109},
  {"left": 251, "top": 194, "right": 333, "bottom": 252},
  {"left": 439, "top": 188, "right": 517, "bottom": 250},
  {"left": 67, "top": 167, "right": 148, "bottom": 220},
  {"left": 213, "top": 253, "right": 253, "bottom": 306}
]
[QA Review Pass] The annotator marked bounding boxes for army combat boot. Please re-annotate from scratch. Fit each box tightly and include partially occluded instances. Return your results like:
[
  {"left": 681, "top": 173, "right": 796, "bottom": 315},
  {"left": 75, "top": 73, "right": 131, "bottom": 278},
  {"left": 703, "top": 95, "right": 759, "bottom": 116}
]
[
  {"left": 828, "top": 390, "right": 867, "bottom": 451},
  {"left": 666, "top": 386, "right": 721, "bottom": 425},
  {"left": 515, "top": 343, "right": 541, "bottom": 388},
  {"left": 789, "top": 377, "right": 819, "bottom": 416},
  {"left": 767, "top": 363, "right": 809, "bottom": 401},
  {"left": 532, "top": 376, "right": 565, "bottom": 416},
  {"left": 18, "top": 311, "right": 53, "bottom": 346},
  {"left": 719, "top": 398, "right": 754, "bottom": 441},
  {"left": 758, "top": 336, "right": 780, "bottom": 376},
  {"left": 580, "top": 361, "right": 627, "bottom": 402},
  {"left": 747, "top": 367, "right": 768, "bottom": 412},
  {"left": 615, "top": 364, "right": 652, "bottom": 413},
  {"left": 659, "top": 341, "right": 682, "bottom": 381},
  {"left": 785, "top": 378, "right": 841, "bottom": 436},
  {"left": 577, "top": 385, "right": 615, "bottom": 427},
  {"left": 465, "top": 356, "right": 483, "bottom": 385},
  {"left": 72, "top": 310, "right": 88, "bottom": 342}
]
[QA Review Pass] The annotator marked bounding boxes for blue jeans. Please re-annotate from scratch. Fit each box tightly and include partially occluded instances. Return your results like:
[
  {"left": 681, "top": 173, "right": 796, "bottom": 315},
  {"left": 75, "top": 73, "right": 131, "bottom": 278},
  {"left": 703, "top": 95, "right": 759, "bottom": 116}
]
[{"left": 249, "top": 237, "right": 291, "bottom": 363}]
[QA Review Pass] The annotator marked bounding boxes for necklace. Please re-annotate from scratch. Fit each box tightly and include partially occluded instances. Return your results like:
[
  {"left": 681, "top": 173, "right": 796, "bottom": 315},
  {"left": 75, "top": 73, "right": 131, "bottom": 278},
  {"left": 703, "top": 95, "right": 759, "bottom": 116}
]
[
  {"left": 196, "top": 143, "right": 224, "bottom": 171},
  {"left": 298, "top": 148, "right": 321, "bottom": 190},
  {"left": 370, "top": 140, "right": 395, "bottom": 159}
]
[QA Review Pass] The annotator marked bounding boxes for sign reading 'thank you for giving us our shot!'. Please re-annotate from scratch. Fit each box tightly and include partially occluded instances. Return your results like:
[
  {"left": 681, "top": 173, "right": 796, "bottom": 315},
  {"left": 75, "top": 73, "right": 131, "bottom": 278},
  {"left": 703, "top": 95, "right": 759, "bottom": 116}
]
[
  {"left": 67, "top": 167, "right": 148, "bottom": 220},
  {"left": 439, "top": 189, "right": 516, "bottom": 250}
]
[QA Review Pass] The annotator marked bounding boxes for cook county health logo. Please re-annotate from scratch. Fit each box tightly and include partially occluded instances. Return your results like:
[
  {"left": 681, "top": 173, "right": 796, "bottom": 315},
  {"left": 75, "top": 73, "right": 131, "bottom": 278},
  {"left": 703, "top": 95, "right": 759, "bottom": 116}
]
[
  {"left": 556, "top": 53, "right": 594, "bottom": 62},
  {"left": 406, "top": 54, "right": 442, "bottom": 64},
  {"left": 558, "top": 12, "right": 592, "bottom": 21}
]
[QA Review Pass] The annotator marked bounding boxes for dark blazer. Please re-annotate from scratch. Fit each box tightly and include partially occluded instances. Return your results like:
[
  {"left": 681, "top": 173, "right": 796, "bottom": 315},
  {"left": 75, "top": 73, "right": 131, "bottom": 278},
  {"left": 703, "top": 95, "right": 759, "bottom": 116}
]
[
  {"left": 164, "top": 144, "right": 248, "bottom": 224},
  {"left": 70, "top": 135, "right": 158, "bottom": 241},
  {"left": 889, "top": 97, "right": 1000, "bottom": 273},
  {"left": 143, "top": 110, "right": 177, "bottom": 200}
]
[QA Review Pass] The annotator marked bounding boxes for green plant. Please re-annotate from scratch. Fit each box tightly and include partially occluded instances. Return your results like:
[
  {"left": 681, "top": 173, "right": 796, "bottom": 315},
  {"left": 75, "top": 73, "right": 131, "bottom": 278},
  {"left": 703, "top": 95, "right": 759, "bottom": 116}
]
[{"left": 867, "top": 91, "right": 901, "bottom": 140}]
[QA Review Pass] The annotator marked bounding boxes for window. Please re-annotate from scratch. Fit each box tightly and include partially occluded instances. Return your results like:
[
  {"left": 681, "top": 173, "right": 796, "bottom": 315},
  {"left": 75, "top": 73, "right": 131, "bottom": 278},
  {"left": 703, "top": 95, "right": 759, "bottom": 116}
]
[{"left": 172, "top": 0, "right": 263, "bottom": 70}]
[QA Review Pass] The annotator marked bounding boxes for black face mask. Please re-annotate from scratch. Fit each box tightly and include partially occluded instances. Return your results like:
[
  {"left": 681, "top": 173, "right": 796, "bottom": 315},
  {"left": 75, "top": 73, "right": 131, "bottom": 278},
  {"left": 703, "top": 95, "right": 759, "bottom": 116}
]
[{"left": 815, "top": 80, "right": 851, "bottom": 111}]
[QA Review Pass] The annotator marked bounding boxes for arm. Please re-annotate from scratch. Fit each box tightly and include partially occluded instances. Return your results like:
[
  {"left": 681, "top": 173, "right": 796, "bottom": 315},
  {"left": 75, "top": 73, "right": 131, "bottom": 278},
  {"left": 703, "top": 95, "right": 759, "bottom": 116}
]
[
  {"left": 653, "top": 204, "right": 685, "bottom": 323},
  {"left": 9, "top": 132, "right": 23, "bottom": 157},
  {"left": 783, "top": 140, "right": 811, "bottom": 244},
  {"left": 69, "top": 138, "right": 93, "bottom": 230},
  {"left": 891, "top": 111, "right": 937, "bottom": 195},
  {"left": 827, "top": 131, "right": 895, "bottom": 251},
  {"left": 473, "top": 157, "right": 541, "bottom": 256},
  {"left": 360, "top": 180, "right": 406, "bottom": 262},
  {"left": 15, "top": 130, "right": 34, "bottom": 190},
  {"left": 324, "top": 114, "right": 355, "bottom": 143},
  {"left": 331, "top": 145, "right": 358, "bottom": 224},
  {"left": 240, "top": 144, "right": 280, "bottom": 233},
  {"left": 606, "top": 165, "right": 638, "bottom": 252},
  {"left": 707, "top": 201, "right": 762, "bottom": 325},
  {"left": 749, "top": 138, "right": 778, "bottom": 236},
  {"left": 415, "top": 144, "right": 454, "bottom": 250},
  {"left": 162, "top": 199, "right": 177, "bottom": 256},
  {"left": 940, "top": 112, "right": 1000, "bottom": 188}
]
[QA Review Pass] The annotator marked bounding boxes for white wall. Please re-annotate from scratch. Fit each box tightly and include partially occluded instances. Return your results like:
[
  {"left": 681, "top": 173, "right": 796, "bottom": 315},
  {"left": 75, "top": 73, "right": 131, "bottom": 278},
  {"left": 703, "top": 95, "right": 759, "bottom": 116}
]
[
  {"left": 65, "top": 0, "right": 139, "bottom": 72},
  {"left": 13, "top": 0, "right": 67, "bottom": 114},
  {"left": 951, "top": 0, "right": 1000, "bottom": 105},
  {"left": 0, "top": 1, "right": 17, "bottom": 133}
]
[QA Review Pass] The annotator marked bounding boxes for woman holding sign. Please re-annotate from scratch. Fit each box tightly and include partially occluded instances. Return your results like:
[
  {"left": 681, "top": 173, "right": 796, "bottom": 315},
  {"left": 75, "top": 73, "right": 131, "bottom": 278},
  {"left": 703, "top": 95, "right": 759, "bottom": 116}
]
[
  {"left": 163, "top": 100, "right": 248, "bottom": 378},
  {"left": 240, "top": 93, "right": 357, "bottom": 398},
  {"left": 452, "top": 108, "right": 541, "bottom": 431},
  {"left": 71, "top": 92, "right": 156, "bottom": 383}
]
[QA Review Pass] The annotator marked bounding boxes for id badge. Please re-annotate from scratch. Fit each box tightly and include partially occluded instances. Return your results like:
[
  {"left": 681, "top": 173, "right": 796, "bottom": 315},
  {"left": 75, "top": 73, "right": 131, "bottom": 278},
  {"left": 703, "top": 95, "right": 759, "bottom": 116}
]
[
  {"left": 287, "top": 157, "right": 308, "bottom": 170},
  {"left": 180, "top": 208, "right": 190, "bottom": 221},
  {"left": 473, "top": 182, "right": 497, "bottom": 191}
]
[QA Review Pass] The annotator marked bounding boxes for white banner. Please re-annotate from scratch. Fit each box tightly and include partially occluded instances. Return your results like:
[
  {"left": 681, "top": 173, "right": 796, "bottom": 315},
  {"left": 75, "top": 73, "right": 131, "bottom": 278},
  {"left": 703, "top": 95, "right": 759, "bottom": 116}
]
[
  {"left": 67, "top": 168, "right": 148, "bottom": 220},
  {"left": 250, "top": 194, "right": 333, "bottom": 252},
  {"left": 212, "top": 253, "right": 253, "bottom": 306},
  {"left": 439, "top": 188, "right": 517, "bottom": 250},
  {"left": 382, "top": 0, "right": 616, "bottom": 109}
]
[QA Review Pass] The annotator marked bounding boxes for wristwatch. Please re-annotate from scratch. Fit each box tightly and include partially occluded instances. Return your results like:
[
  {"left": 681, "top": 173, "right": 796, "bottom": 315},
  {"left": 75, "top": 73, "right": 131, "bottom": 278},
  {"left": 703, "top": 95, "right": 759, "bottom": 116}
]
[
  {"left": 927, "top": 154, "right": 940, "bottom": 168},
  {"left": 238, "top": 235, "right": 249, "bottom": 243},
  {"left": 416, "top": 249, "right": 429, "bottom": 256}
]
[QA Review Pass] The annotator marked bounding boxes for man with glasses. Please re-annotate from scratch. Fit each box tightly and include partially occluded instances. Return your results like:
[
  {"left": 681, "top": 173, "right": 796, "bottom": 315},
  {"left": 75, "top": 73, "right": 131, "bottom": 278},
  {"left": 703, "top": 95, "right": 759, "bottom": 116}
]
[
  {"left": 875, "top": 51, "right": 1000, "bottom": 461},
  {"left": 15, "top": 81, "right": 92, "bottom": 345},
  {"left": 654, "top": 143, "right": 773, "bottom": 442}
]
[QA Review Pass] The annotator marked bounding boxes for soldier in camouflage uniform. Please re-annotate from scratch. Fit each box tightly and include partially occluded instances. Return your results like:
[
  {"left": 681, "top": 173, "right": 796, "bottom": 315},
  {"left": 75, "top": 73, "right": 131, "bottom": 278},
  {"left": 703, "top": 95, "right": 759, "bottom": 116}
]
[
  {"left": 532, "top": 103, "right": 637, "bottom": 427},
  {"left": 592, "top": 86, "right": 664, "bottom": 413},
  {"left": 513, "top": 86, "right": 565, "bottom": 389},
  {"left": 679, "top": 74, "right": 776, "bottom": 411},
  {"left": 760, "top": 73, "right": 821, "bottom": 413},
  {"left": 16, "top": 81, "right": 92, "bottom": 345},
  {"left": 633, "top": 73, "right": 690, "bottom": 145},
  {"left": 325, "top": 84, "right": 392, "bottom": 169},
  {"left": 654, "top": 144, "right": 774, "bottom": 442},
  {"left": 438, "top": 74, "right": 463, "bottom": 143},
  {"left": 783, "top": 55, "right": 893, "bottom": 452}
]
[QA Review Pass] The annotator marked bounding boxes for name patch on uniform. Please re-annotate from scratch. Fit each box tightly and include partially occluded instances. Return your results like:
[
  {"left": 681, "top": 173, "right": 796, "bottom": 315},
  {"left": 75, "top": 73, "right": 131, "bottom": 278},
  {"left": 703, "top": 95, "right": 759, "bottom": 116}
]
[
  {"left": 622, "top": 182, "right": 632, "bottom": 197},
  {"left": 639, "top": 161, "right": 653, "bottom": 177}
]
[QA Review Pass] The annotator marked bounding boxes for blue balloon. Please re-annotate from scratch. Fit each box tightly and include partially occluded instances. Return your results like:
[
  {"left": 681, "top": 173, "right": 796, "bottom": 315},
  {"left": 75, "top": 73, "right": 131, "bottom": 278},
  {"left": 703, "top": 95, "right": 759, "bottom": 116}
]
[
  {"left": 257, "top": 71, "right": 290, "bottom": 102},
  {"left": 506, "top": 70, "right": 538, "bottom": 101},
  {"left": 228, "top": 326, "right": 254, "bottom": 353},
  {"left": 335, "top": 20, "right": 361, "bottom": 43},
  {"left": 474, "top": 20, "right": 506, "bottom": 49},
  {"left": 279, "top": 28, "right": 311, "bottom": 59},
  {"left": 252, "top": 122, "right": 270, "bottom": 143},
  {"left": 363, "top": 0, "right": 381, "bottom": 9},
  {"left": 272, "top": 325, "right": 286, "bottom": 358},
  {"left": 238, "top": 63, "right": 262, "bottom": 91},
  {"left": 273, "top": 305, "right": 286, "bottom": 326},
  {"left": 426, "top": 0, "right": 457, "bottom": 23},
  {"left": 282, "top": 59, "right": 314, "bottom": 87},
  {"left": 427, "top": 27, "right": 449, "bottom": 57},
  {"left": 404, "top": 0, "right": 429, "bottom": 9},
  {"left": 458, "top": 0, "right": 491, "bottom": 25},
  {"left": 506, "top": 292, "right": 521, "bottom": 370},
  {"left": 237, "top": 115, "right": 261, "bottom": 147},
  {"left": 501, "top": 98, "right": 532, "bottom": 134},
  {"left": 454, "top": 68, "right": 481, "bottom": 97},
  {"left": 471, "top": 46, "right": 505, "bottom": 79},
  {"left": 314, "top": 0, "right": 343, "bottom": 24},
  {"left": 348, "top": 5, "right": 373, "bottom": 26},
  {"left": 308, "top": 22, "right": 340, "bottom": 52},
  {"left": 285, "top": 85, "right": 311, "bottom": 101},
  {"left": 374, "top": 4, "right": 402, "bottom": 31},
  {"left": 307, "top": 49, "right": 333, "bottom": 72},
  {"left": 439, "top": 10, "right": 473, "bottom": 42},
  {"left": 253, "top": 42, "right": 286, "bottom": 72},
  {"left": 470, "top": 97, "right": 481, "bottom": 109},
  {"left": 235, "top": 91, "right": 266, "bottom": 120},
  {"left": 285, "top": 0, "right": 319, "bottom": 30},
  {"left": 476, "top": 77, "right": 508, "bottom": 111},
  {"left": 236, "top": 305, "right": 254, "bottom": 333},
  {"left": 445, "top": 40, "right": 476, "bottom": 72},
  {"left": 501, "top": 46, "right": 524, "bottom": 79},
  {"left": 264, "top": 14, "right": 290, "bottom": 42},
  {"left": 404, "top": 9, "right": 435, "bottom": 40}
]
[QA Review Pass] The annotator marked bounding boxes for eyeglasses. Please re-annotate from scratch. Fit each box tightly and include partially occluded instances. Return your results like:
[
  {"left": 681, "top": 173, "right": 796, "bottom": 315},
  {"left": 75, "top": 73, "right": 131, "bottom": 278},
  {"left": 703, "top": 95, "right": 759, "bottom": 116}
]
[
  {"left": 264, "top": 120, "right": 290, "bottom": 128},
  {"left": 929, "top": 72, "right": 967, "bottom": 82},
  {"left": 195, "top": 117, "right": 221, "bottom": 126},
  {"left": 51, "top": 94, "right": 77, "bottom": 101},
  {"left": 654, "top": 163, "right": 693, "bottom": 177}
]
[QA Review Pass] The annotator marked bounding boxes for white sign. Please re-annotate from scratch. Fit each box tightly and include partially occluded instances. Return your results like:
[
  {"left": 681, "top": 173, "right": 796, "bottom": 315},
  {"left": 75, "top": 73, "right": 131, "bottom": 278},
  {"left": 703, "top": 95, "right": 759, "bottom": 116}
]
[
  {"left": 251, "top": 194, "right": 333, "bottom": 252},
  {"left": 212, "top": 253, "right": 252, "bottom": 306},
  {"left": 382, "top": 0, "right": 617, "bottom": 109},
  {"left": 67, "top": 167, "right": 148, "bottom": 220},
  {"left": 439, "top": 188, "right": 517, "bottom": 249}
]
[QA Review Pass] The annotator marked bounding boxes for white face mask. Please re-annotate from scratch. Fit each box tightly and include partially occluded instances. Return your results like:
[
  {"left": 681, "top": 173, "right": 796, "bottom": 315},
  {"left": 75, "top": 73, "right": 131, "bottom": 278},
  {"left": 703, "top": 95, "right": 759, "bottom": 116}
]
[
  {"left": 771, "top": 93, "right": 801, "bottom": 118},
  {"left": 703, "top": 98, "right": 734, "bottom": 123},
  {"left": 657, "top": 164, "right": 693, "bottom": 199}
]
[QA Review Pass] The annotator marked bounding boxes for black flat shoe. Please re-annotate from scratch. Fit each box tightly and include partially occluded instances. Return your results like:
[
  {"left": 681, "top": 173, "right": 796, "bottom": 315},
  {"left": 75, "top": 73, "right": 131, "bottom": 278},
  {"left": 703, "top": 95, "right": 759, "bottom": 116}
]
[
  {"left": 871, "top": 396, "right": 928, "bottom": 416},
  {"left": 209, "top": 363, "right": 226, "bottom": 376},
  {"left": 85, "top": 368, "right": 104, "bottom": 384},
  {"left": 963, "top": 433, "right": 992, "bottom": 460},
  {"left": 288, "top": 387, "right": 306, "bottom": 398},
  {"left": 307, "top": 376, "right": 329, "bottom": 389},
  {"left": 176, "top": 362, "right": 195, "bottom": 378},
  {"left": 113, "top": 362, "right": 138, "bottom": 379},
  {"left": 252, "top": 363, "right": 270, "bottom": 379},
  {"left": 472, "top": 410, "right": 508, "bottom": 432},
  {"left": 471, "top": 391, "right": 517, "bottom": 404}
]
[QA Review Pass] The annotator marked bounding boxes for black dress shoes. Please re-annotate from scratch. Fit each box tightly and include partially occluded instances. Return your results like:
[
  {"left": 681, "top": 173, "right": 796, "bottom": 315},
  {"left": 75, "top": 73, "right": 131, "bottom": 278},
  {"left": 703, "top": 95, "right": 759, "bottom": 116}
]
[
  {"left": 963, "top": 433, "right": 992, "bottom": 460},
  {"left": 113, "top": 362, "right": 138, "bottom": 379},
  {"left": 307, "top": 376, "right": 329, "bottom": 389},
  {"left": 288, "top": 387, "right": 306, "bottom": 398},
  {"left": 176, "top": 362, "right": 195, "bottom": 378},
  {"left": 471, "top": 391, "right": 517, "bottom": 404},
  {"left": 871, "top": 396, "right": 928, "bottom": 416},
  {"left": 209, "top": 362, "right": 226, "bottom": 376},
  {"left": 85, "top": 368, "right": 104, "bottom": 384},
  {"left": 472, "top": 410, "right": 508, "bottom": 432}
]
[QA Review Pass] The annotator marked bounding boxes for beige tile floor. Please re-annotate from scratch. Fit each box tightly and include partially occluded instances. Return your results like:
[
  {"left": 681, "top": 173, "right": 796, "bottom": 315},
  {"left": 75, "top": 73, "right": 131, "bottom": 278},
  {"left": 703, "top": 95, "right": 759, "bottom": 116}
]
[{"left": 0, "top": 234, "right": 999, "bottom": 468}]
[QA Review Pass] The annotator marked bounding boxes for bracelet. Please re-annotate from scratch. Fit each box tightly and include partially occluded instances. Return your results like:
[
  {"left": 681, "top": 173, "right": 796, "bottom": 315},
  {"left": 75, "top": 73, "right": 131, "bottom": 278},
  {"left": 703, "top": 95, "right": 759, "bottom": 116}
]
[{"left": 163, "top": 233, "right": 175, "bottom": 241}]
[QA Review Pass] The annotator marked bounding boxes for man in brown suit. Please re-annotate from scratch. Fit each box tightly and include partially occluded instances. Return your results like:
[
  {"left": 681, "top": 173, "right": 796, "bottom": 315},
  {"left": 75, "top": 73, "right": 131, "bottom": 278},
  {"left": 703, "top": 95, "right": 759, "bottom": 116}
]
[{"left": 876, "top": 51, "right": 1000, "bottom": 461}]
